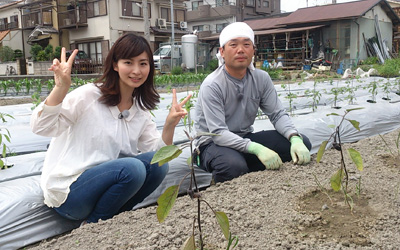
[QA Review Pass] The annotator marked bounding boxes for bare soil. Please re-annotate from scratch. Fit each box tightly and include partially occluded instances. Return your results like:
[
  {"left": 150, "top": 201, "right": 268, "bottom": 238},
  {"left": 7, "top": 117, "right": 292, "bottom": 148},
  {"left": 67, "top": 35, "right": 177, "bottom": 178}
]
[{"left": 23, "top": 127, "right": 400, "bottom": 250}]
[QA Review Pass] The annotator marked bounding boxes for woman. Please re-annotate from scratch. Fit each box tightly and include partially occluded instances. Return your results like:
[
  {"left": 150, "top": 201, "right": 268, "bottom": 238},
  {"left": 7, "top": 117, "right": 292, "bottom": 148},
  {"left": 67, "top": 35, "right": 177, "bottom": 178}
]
[{"left": 31, "top": 33, "right": 191, "bottom": 224}]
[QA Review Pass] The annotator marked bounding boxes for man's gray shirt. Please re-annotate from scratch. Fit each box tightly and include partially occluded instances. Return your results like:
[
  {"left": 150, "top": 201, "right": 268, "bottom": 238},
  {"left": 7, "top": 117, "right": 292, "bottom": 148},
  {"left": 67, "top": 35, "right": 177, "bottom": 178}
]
[{"left": 194, "top": 66, "right": 297, "bottom": 153}]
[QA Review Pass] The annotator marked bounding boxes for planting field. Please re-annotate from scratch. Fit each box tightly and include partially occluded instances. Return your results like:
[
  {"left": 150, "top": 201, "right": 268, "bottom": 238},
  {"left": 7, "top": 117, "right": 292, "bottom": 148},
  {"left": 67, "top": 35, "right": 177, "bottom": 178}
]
[{"left": 1, "top": 76, "right": 399, "bottom": 249}]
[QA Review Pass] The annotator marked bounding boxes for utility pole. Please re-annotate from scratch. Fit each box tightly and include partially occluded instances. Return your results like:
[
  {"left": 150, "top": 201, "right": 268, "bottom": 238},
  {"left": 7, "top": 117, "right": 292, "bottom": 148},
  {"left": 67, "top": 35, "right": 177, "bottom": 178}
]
[
  {"left": 170, "top": 0, "right": 174, "bottom": 71},
  {"left": 142, "top": 0, "right": 150, "bottom": 43}
]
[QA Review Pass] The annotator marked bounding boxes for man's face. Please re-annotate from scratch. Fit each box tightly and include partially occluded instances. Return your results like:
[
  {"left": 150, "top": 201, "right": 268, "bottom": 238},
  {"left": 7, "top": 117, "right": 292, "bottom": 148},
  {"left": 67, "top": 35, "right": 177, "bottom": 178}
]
[{"left": 220, "top": 37, "right": 254, "bottom": 72}]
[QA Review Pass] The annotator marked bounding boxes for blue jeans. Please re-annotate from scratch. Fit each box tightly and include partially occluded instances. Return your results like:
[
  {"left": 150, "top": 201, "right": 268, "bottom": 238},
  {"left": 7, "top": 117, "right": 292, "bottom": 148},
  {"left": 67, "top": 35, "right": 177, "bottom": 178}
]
[{"left": 54, "top": 151, "right": 168, "bottom": 223}]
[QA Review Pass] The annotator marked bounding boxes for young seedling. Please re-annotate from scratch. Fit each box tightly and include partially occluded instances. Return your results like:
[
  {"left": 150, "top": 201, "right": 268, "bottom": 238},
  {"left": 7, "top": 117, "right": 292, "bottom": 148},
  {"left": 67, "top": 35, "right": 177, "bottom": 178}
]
[
  {"left": 151, "top": 101, "right": 238, "bottom": 250},
  {"left": 0, "top": 112, "right": 14, "bottom": 170},
  {"left": 395, "top": 77, "right": 400, "bottom": 96},
  {"left": 316, "top": 108, "right": 364, "bottom": 211},
  {"left": 151, "top": 131, "right": 238, "bottom": 250},
  {"left": 367, "top": 79, "right": 378, "bottom": 103},
  {"left": 344, "top": 79, "right": 356, "bottom": 105},
  {"left": 281, "top": 83, "right": 297, "bottom": 116},
  {"left": 329, "top": 86, "right": 344, "bottom": 109},
  {"left": 381, "top": 79, "right": 392, "bottom": 101},
  {"left": 378, "top": 130, "right": 400, "bottom": 160}
]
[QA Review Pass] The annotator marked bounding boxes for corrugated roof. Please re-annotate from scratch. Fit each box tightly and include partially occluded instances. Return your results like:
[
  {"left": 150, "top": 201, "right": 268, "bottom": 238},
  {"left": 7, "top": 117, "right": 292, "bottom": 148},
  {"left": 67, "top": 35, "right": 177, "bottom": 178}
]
[
  {"left": 283, "top": 0, "right": 400, "bottom": 25},
  {"left": 253, "top": 24, "right": 325, "bottom": 36},
  {"left": 245, "top": 15, "right": 289, "bottom": 31}
]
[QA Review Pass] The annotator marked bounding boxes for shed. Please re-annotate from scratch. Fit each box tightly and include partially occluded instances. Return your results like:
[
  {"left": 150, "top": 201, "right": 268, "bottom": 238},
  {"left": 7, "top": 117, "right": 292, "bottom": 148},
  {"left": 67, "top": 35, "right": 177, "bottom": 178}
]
[{"left": 246, "top": 0, "right": 400, "bottom": 70}]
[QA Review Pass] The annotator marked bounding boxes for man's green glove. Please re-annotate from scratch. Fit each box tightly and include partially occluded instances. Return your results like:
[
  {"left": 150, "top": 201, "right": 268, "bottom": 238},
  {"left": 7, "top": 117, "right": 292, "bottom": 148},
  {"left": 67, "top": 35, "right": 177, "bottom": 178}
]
[
  {"left": 290, "top": 136, "right": 310, "bottom": 164},
  {"left": 248, "top": 142, "right": 282, "bottom": 170}
]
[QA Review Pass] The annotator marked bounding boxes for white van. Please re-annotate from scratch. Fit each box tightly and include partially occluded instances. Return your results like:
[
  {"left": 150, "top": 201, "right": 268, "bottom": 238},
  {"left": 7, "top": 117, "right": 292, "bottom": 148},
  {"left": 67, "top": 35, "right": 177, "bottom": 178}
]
[{"left": 153, "top": 45, "right": 182, "bottom": 72}]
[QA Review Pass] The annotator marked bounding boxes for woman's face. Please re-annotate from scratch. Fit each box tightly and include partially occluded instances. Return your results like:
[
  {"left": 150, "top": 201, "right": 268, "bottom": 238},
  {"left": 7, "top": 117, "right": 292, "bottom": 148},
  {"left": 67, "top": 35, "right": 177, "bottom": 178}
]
[{"left": 113, "top": 51, "right": 150, "bottom": 91}]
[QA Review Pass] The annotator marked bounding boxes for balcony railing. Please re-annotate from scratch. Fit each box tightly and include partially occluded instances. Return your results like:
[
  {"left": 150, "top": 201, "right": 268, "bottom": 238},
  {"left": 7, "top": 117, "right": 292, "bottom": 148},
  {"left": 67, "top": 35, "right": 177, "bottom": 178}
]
[
  {"left": 187, "top": 5, "right": 211, "bottom": 22},
  {"left": 22, "top": 11, "right": 53, "bottom": 29},
  {"left": 58, "top": 8, "right": 88, "bottom": 29}
]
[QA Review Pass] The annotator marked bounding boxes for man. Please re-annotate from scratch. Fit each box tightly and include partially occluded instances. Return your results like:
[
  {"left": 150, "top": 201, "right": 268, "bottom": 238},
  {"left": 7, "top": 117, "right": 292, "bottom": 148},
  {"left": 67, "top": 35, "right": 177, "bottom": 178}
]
[{"left": 194, "top": 22, "right": 311, "bottom": 183}]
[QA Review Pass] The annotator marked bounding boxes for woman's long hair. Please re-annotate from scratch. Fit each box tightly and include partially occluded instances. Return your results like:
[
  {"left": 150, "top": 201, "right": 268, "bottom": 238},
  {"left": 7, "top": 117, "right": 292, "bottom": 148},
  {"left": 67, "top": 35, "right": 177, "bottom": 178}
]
[{"left": 95, "top": 33, "right": 159, "bottom": 110}]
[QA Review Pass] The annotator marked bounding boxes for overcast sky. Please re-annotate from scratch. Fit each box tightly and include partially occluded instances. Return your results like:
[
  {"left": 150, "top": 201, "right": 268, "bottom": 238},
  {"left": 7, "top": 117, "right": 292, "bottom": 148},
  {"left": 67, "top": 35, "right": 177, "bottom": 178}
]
[{"left": 281, "top": 0, "right": 360, "bottom": 12}]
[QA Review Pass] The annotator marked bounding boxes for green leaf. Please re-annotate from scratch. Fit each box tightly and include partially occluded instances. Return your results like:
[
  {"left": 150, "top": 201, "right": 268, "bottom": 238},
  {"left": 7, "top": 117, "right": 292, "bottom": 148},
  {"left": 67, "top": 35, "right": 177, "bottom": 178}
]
[
  {"left": 316, "top": 141, "right": 328, "bottom": 163},
  {"left": 156, "top": 185, "right": 179, "bottom": 223},
  {"left": 2, "top": 144, "right": 6, "bottom": 158},
  {"left": 327, "top": 113, "right": 340, "bottom": 116},
  {"left": 186, "top": 156, "right": 192, "bottom": 167},
  {"left": 0, "top": 159, "right": 4, "bottom": 169},
  {"left": 151, "top": 145, "right": 182, "bottom": 166},
  {"left": 328, "top": 124, "right": 336, "bottom": 129},
  {"left": 181, "top": 234, "right": 196, "bottom": 250},
  {"left": 345, "top": 107, "right": 364, "bottom": 112},
  {"left": 347, "top": 119, "right": 360, "bottom": 131},
  {"left": 348, "top": 148, "right": 363, "bottom": 171},
  {"left": 215, "top": 211, "right": 230, "bottom": 240},
  {"left": 330, "top": 168, "right": 344, "bottom": 191}
]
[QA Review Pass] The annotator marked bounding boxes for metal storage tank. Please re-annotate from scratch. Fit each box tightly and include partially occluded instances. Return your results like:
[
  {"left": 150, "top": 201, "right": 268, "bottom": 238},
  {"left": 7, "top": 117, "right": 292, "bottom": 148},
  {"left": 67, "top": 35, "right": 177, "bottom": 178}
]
[{"left": 181, "top": 34, "right": 198, "bottom": 69}]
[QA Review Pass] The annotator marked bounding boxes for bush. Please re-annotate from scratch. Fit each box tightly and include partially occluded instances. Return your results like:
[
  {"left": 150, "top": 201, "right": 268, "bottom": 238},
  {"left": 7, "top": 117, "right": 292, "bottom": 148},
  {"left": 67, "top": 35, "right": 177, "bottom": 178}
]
[
  {"left": 206, "top": 58, "right": 218, "bottom": 72},
  {"left": 30, "top": 44, "right": 43, "bottom": 61},
  {"left": 14, "top": 49, "right": 23, "bottom": 59},
  {"left": 37, "top": 51, "right": 48, "bottom": 61},
  {"left": 261, "top": 67, "right": 283, "bottom": 80},
  {"left": 360, "top": 57, "right": 379, "bottom": 65},
  {"left": 0, "top": 46, "right": 15, "bottom": 62},
  {"left": 375, "top": 57, "right": 400, "bottom": 78},
  {"left": 171, "top": 66, "right": 183, "bottom": 75},
  {"left": 54, "top": 46, "right": 62, "bottom": 60},
  {"left": 44, "top": 45, "right": 54, "bottom": 60}
]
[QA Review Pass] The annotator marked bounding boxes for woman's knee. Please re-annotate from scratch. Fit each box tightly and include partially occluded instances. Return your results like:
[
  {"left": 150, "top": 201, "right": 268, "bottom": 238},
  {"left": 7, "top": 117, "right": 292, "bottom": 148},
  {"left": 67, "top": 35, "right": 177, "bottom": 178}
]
[{"left": 116, "top": 158, "right": 147, "bottom": 185}]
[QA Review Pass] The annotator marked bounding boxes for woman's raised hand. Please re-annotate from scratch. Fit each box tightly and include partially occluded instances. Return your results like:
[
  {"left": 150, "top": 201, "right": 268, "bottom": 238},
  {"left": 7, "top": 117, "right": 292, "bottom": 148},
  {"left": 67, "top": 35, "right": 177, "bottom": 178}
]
[
  {"left": 49, "top": 47, "right": 78, "bottom": 89},
  {"left": 166, "top": 89, "right": 192, "bottom": 128}
]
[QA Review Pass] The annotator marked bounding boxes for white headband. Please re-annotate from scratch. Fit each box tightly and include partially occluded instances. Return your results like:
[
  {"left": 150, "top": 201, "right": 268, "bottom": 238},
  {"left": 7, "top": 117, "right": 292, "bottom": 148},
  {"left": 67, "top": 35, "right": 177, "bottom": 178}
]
[
  {"left": 219, "top": 22, "right": 255, "bottom": 48},
  {"left": 216, "top": 22, "right": 255, "bottom": 71}
]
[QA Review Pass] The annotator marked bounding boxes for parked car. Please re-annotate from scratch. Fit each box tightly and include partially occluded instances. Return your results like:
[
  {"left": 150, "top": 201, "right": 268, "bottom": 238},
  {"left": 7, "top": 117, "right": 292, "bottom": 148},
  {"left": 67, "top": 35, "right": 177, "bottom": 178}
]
[
  {"left": 66, "top": 50, "right": 95, "bottom": 74},
  {"left": 153, "top": 45, "right": 182, "bottom": 73}
]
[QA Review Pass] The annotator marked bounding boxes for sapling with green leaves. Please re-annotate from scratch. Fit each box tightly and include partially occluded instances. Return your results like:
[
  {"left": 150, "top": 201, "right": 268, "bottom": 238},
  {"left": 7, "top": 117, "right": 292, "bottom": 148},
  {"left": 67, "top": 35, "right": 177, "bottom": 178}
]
[
  {"left": 381, "top": 79, "right": 392, "bottom": 101},
  {"left": 395, "top": 77, "right": 400, "bottom": 95},
  {"left": 304, "top": 79, "right": 322, "bottom": 112},
  {"left": 316, "top": 108, "right": 364, "bottom": 211},
  {"left": 151, "top": 131, "right": 238, "bottom": 250},
  {"left": 367, "top": 79, "right": 378, "bottom": 103},
  {"left": 281, "top": 83, "right": 297, "bottom": 116},
  {"left": 0, "top": 112, "right": 14, "bottom": 170},
  {"left": 378, "top": 130, "right": 400, "bottom": 160},
  {"left": 344, "top": 79, "right": 356, "bottom": 105},
  {"left": 14, "top": 80, "right": 22, "bottom": 95},
  {"left": 151, "top": 101, "right": 238, "bottom": 249}
]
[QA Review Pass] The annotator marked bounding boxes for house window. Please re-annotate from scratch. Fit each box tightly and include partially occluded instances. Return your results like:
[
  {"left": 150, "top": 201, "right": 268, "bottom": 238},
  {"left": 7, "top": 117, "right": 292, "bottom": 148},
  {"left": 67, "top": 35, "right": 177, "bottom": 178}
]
[
  {"left": 121, "top": 1, "right": 151, "bottom": 17},
  {"left": 77, "top": 41, "right": 103, "bottom": 62},
  {"left": 192, "top": 1, "right": 203, "bottom": 11},
  {"left": 193, "top": 25, "right": 203, "bottom": 32},
  {"left": 246, "top": 0, "right": 255, "bottom": 6},
  {"left": 216, "top": 23, "right": 228, "bottom": 33},
  {"left": 160, "top": 7, "right": 185, "bottom": 22},
  {"left": 263, "top": 1, "right": 269, "bottom": 8},
  {"left": 0, "top": 18, "right": 7, "bottom": 30},
  {"left": 9, "top": 15, "right": 18, "bottom": 29},
  {"left": 88, "top": 0, "right": 107, "bottom": 18}
]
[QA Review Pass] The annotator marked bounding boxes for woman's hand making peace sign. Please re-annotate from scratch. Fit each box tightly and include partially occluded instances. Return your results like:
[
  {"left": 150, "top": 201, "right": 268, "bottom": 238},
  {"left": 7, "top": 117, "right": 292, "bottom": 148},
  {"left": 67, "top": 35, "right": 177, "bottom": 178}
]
[
  {"left": 162, "top": 89, "right": 192, "bottom": 145},
  {"left": 48, "top": 47, "right": 78, "bottom": 89},
  {"left": 45, "top": 48, "right": 78, "bottom": 107}
]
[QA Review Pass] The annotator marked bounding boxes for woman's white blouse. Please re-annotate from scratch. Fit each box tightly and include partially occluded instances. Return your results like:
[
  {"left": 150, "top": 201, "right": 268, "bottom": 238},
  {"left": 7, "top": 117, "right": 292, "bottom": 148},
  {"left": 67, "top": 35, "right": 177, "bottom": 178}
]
[{"left": 30, "top": 83, "right": 165, "bottom": 207}]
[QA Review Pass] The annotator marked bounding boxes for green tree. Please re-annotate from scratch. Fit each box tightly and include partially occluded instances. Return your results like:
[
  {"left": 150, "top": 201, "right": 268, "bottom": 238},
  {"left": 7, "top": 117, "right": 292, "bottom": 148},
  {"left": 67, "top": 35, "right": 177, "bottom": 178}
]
[
  {"left": 30, "top": 44, "right": 43, "bottom": 61},
  {"left": 44, "top": 44, "right": 54, "bottom": 60},
  {"left": 0, "top": 46, "right": 15, "bottom": 62},
  {"left": 54, "top": 46, "right": 62, "bottom": 60}
]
